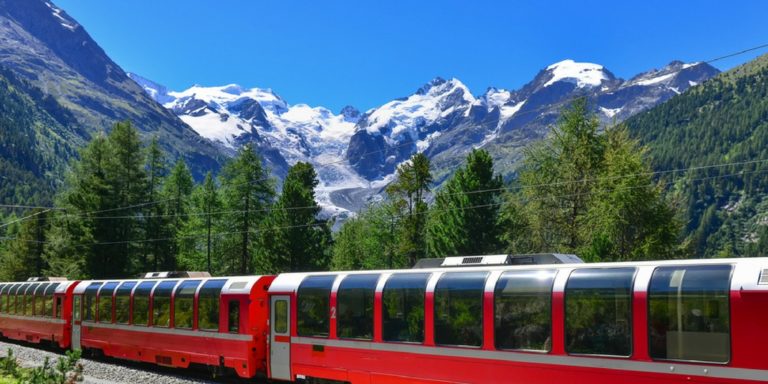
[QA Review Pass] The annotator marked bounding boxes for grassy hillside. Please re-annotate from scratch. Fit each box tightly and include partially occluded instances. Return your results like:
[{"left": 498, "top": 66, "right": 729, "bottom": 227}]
[{"left": 624, "top": 54, "right": 768, "bottom": 257}]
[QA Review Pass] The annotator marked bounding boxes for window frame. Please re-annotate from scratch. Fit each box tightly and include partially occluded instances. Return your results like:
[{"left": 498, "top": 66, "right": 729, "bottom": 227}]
[
  {"left": 197, "top": 279, "right": 227, "bottom": 332},
  {"left": 564, "top": 267, "right": 636, "bottom": 358},
  {"left": 296, "top": 275, "right": 337, "bottom": 338},
  {"left": 336, "top": 274, "right": 379, "bottom": 341},
  {"left": 381, "top": 273, "right": 431, "bottom": 344},
  {"left": 433, "top": 271, "right": 489, "bottom": 349},
  {"left": 131, "top": 281, "right": 157, "bottom": 327},
  {"left": 173, "top": 280, "right": 201, "bottom": 330},
  {"left": 493, "top": 269, "right": 557, "bottom": 353},
  {"left": 83, "top": 282, "right": 102, "bottom": 322},
  {"left": 646, "top": 264, "right": 733, "bottom": 365},
  {"left": 114, "top": 281, "right": 137, "bottom": 324},
  {"left": 97, "top": 282, "right": 119, "bottom": 323},
  {"left": 151, "top": 280, "right": 178, "bottom": 328}
]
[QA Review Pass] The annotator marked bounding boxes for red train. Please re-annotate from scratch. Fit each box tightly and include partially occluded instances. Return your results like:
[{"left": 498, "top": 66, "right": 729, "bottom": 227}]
[{"left": 1, "top": 256, "right": 768, "bottom": 383}]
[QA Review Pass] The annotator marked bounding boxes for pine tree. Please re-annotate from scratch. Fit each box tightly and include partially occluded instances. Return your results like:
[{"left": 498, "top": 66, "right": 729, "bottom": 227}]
[
  {"left": 219, "top": 144, "right": 275, "bottom": 274},
  {"left": 386, "top": 153, "right": 432, "bottom": 266},
  {"left": 144, "top": 136, "right": 168, "bottom": 271},
  {"left": 0, "top": 209, "right": 50, "bottom": 280},
  {"left": 517, "top": 98, "right": 606, "bottom": 252},
  {"left": 256, "top": 162, "right": 331, "bottom": 273},
  {"left": 162, "top": 159, "right": 194, "bottom": 270},
  {"left": 427, "top": 149, "right": 503, "bottom": 256},
  {"left": 178, "top": 172, "right": 222, "bottom": 273},
  {"left": 331, "top": 202, "right": 404, "bottom": 270},
  {"left": 44, "top": 121, "right": 148, "bottom": 278}
]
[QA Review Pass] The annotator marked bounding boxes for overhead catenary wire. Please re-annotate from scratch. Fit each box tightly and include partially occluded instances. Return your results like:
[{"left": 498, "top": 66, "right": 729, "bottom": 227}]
[{"left": 4, "top": 164, "right": 765, "bottom": 246}]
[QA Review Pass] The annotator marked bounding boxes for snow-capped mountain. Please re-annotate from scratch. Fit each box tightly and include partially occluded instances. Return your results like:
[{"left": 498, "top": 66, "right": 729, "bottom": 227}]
[{"left": 130, "top": 59, "right": 719, "bottom": 216}]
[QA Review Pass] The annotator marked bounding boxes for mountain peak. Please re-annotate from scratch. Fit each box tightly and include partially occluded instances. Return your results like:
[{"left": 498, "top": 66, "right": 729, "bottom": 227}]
[{"left": 543, "top": 59, "right": 612, "bottom": 88}]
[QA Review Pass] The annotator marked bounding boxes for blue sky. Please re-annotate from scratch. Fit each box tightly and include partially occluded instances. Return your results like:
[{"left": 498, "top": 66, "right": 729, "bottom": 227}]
[{"left": 56, "top": 0, "right": 768, "bottom": 112}]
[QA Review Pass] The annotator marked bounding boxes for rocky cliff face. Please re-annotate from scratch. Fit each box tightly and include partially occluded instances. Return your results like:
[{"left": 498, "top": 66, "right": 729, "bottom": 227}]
[{"left": 0, "top": 0, "right": 225, "bottom": 179}]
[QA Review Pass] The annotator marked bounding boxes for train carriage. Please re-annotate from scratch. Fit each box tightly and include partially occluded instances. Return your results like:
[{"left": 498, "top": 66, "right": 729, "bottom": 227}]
[
  {"left": 71, "top": 273, "right": 275, "bottom": 378},
  {"left": 0, "top": 279, "right": 78, "bottom": 349},
  {"left": 266, "top": 257, "right": 768, "bottom": 384}
]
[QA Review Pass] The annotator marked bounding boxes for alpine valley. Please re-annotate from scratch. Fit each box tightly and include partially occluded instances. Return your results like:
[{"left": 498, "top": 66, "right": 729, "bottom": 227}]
[
  {"left": 0, "top": 0, "right": 721, "bottom": 219},
  {"left": 129, "top": 60, "right": 718, "bottom": 217}
]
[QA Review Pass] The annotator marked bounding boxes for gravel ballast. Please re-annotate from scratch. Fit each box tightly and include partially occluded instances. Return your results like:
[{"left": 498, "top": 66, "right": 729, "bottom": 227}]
[{"left": 0, "top": 340, "right": 217, "bottom": 384}]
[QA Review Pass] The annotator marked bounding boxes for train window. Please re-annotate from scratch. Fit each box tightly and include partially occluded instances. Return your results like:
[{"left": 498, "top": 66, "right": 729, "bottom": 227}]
[
  {"left": 174, "top": 280, "right": 201, "bottom": 329},
  {"left": 115, "top": 281, "right": 136, "bottom": 324},
  {"left": 152, "top": 280, "right": 178, "bottom": 328},
  {"left": 274, "top": 300, "right": 287, "bottom": 334},
  {"left": 198, "top": 279, "right": 226, "bottom": 331},
  {"left": 83, "top": 282, "right": 102, "bottom": 321},
  {"left": 44, "top": 283, "right": 59, "bottom": 317},
  {"left": 228, "top": 300, "right": 241, "bottom": 334},
  {"left": 297, "top": 275, "right": 336, "bottom": 338},
  {"left": 25, "top": 283, "right": 39, "bottom": 316},
  {"left": 73, "top": 295, "right": 81, "bottom": 321},
  {"left": 565, "top": 268, "right": 635, "bottom": 357},
  {"left": 495, "top": 269, "right": 557, "bottom": 352},
  {"left": 54, "top": 296, "right": 62, "bottom": 319},
  {"left": 97, "top": 282, "right": 119, "bottom": 323},
  {"left": 132, "top": 281, "right": 156, "bottom": 326},
  {"left": 434, "top": 272, "right": 488, "bottom": 348},
  {"left": 0, "top": 284, "right": 10, "bottom": 313},
  {"left": 337, "top": 274, "right": 379, "bottom": 340},
  {"left": 14, "top": 284, "right": 28, "bottom": 315},
  {"left": 648, "top": 265, "right": 732, "bottom": 363},
  {"left": 382, "top": 273, "right": 430, "bottom": 343},
  {"left": 34, "top": 283, "right": 50, "bottom": 316}
]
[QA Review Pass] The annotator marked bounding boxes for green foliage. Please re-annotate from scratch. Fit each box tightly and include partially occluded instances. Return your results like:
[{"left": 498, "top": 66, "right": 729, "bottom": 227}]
[
  {"left": 0, "top": 210, "right": 50, "bottom": 281},
  {"left": 624, "top": 53, "right": 768, "bottom": 257},
  {"left": 218, "top": 143, "right": 275, "bottom": 274},
  {"left": 501, "top": 99, "right": 680, "bottom": 261},
  {"left": 256, "top": 162, "right": 331, "bottom": 273},
  {"left": 0, "top": 349, "right": 83, "bottom": 384},
  {"left": 332, "top": 203, "right": 405, "bottom": 270},
  {"left": 427, "top": 149, "right": 503, "bottom": 256},
  {"left": 177, "top": 172, "right": 222, "bottom": 273},
  {"left": 386, "top": 153, "right": 432, "bottom": 266}
]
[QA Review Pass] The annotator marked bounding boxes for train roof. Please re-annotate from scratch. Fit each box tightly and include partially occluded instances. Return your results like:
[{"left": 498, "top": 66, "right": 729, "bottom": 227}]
[
  {"left": 0, "top": 279, "right": 78, "bottom": 294},
  {"left": 269, "top": 256, "right": 768, "bottom": 293},
  {"left": 72, "top": 275, "right": 269, "bottom": 295}
]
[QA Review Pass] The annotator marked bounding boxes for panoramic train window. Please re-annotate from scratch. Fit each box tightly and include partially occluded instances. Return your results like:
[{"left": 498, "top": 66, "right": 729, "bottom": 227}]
[
  {"left": 337, "top": 274, "right": 379, "bottom": 340},
  {"left": 97, "top": 282, "right": 119, "bottom": 323},
  {"left": 565, "top": 268, "right": 635, "bottom": 356},
  {"left": 132, "top": 281, "right": 156, "bottom": 326},
  {"left": 495, "top": 269, "right": 557, "bottom": 351},
  {"left": 152, "top": 280, "right": 178, "bottom": 328},
  {"left": 0, "top": 284, "right": 10, "bottom": 313},
  {"left": 198, "top": 279, "right": 227, "bottom": 331},
  {"left": 115, "top": 281, "right": 136, "bottom": 324},
  {"left": 24, "top": 283, "right": 39, "bottom": 316},
  {"left": 648, "top": 265, "right": 732, "bottom": 363},
  {"left": 382, "top": 273, "right": 430, "bottom": 343},
  {"left": 34, "top": 283, "right": 50, "bottom": 316},
  {"left": 297, "top": 275, "right": 336, "bottom": 338},
  {"left": 174, "top": 280, "right": 200, "bottom": 329},
  {"left": 55, "top": 296, "right": 63, "bottom": 319},
  {"left": 44, "top": 283, "right": 59, "bottom": 317},
  {"left": 434, "top": 272, "right": 488, "bottom": 347},
  {"left": 15, "top": 284, "right": 28, "bottom": 315},
  {"left": 83, "top": 282, "right": 102, "bottom": 321},
  {"left": 228, "top": 300, "right": 241, "bottom": 334}
]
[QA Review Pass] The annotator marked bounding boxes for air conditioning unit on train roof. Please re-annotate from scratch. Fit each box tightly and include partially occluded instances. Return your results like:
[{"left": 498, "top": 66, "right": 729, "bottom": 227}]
[
  {"left": 26, "top": 277, "right": 67, "bottom": 282},
  {"left": 141, "top": 271, "right": 212, "bottom": 279},
  {"left": 412, "top": 253, "right": 584, "bottom": 269}
]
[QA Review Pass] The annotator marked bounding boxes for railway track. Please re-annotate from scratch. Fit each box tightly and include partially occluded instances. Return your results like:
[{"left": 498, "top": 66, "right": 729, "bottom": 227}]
[{"left": 0, "top": 339, "right": 258, "bottom": 384}]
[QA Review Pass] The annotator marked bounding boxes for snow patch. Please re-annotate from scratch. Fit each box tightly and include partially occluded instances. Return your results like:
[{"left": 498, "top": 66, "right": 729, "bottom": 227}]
[
  {"left": 544, "top": 60, "right": 608, "bottom": 88},
  {"left": 600, "top": 106, "right": 622, "bottom": 118},
  {"left": 634, "top": 72, "right": 675, "bottom": 86}
]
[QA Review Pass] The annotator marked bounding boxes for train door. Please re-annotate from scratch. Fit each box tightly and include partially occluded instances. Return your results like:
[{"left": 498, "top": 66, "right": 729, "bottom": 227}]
[
  {"left": 270, "top": 295, "right": 291, "bottom": 381},
  {"left": 71, "top": 295, "right": 82, "bottom": 350}
]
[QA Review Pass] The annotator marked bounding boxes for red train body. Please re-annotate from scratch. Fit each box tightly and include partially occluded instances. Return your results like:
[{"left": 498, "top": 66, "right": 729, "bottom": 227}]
[{"left": 1, "top": 257, "right": 768, "bottom": 383}]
